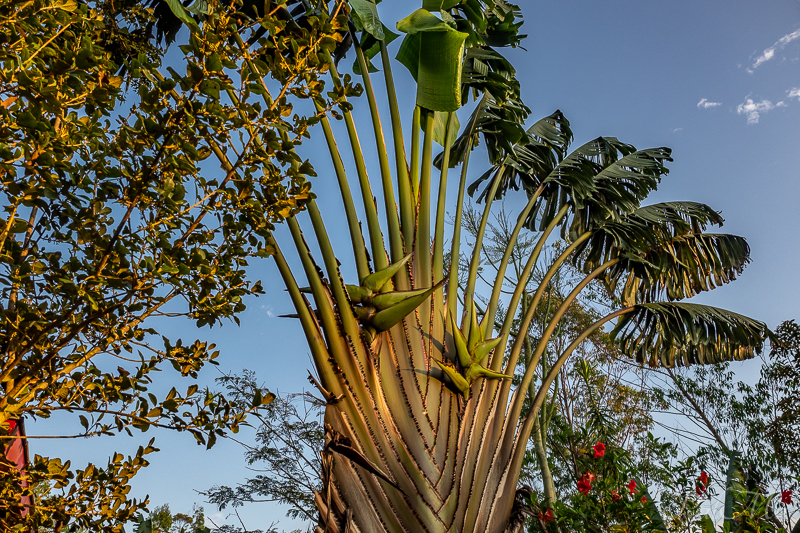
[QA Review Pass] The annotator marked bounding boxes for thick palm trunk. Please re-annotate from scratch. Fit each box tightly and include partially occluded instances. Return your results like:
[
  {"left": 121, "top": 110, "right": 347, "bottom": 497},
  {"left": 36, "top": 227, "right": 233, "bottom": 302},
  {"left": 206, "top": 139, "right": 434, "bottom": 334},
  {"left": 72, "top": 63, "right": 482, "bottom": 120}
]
[{"left": 299, "top": 293, "right": 525, "bottom": 533}]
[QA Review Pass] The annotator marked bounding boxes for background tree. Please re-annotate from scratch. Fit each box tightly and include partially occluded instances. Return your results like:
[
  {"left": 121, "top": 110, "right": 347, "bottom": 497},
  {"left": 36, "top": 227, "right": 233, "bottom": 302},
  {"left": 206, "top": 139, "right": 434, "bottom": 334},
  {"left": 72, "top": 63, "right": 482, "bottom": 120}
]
[
  {"left": 204, "top": 372, "right": 323, "bottom": 525},
  {"left": 648, "top": 319, "right": 800, "bottom": 530},
  {"left": 0, "top": 0, "right": 345, "bottom": 529}
]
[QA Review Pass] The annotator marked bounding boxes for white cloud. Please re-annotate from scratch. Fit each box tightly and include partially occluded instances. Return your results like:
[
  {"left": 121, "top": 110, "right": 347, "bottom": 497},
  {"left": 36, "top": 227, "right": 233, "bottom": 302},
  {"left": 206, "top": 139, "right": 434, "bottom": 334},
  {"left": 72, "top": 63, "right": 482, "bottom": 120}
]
[
  {"left": 777, "top": 101, "right": 788, "bottom": 107},
  {"left": 752, "top": 27, "right": 800, "bottom": 68},
  {"left": 697, "top": 98, "right": 722, "bottom": 109},
  {"left": 736, "top": 98, "right": 775, "bottom": 124},
  {"left": 673, "top": 127, "right": 684, "bottom": 133},
  {"left": 789, "top": 87, "right": 800, "bottom": 100}
]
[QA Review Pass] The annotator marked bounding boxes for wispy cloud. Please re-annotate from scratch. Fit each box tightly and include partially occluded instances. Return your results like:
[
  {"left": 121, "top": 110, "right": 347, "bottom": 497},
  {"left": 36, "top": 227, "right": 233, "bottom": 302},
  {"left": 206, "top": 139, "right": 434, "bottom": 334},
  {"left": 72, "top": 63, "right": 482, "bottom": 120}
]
[
  {"left": 736, "top": 98, "right": 774, "bottom": 124},
  {"left": 752, "top": 27, "right": 800, "bottom": 69},
  {"left": 697, "top": 98, "right": 721, "bottom": 109},
  {"left": 789, "top": 87, "right": 800, "bottom": 100}
]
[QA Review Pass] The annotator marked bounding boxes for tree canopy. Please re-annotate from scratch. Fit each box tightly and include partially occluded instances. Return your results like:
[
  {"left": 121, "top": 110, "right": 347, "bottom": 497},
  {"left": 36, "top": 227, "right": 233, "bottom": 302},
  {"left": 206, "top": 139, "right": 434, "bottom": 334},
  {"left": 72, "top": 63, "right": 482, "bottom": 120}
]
[{"left": 0, "top": 0, "right": 345, "bottom": 529}]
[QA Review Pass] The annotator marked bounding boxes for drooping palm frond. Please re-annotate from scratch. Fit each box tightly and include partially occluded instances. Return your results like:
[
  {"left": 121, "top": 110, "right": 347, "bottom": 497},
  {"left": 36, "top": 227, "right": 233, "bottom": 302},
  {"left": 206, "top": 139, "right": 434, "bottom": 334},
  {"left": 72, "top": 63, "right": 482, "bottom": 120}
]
[
  {"left": 575, "top": 201, "right": 751, "bottom": 303},
  {"left": 577, "top": 201, "right": 726, "bottom": 261},
  {"left": 612, "top": 233, "right": 750, "bottom": 304},
  {"left": 612, "top": 303, "right": 770, "bottom": 366},
  {"left": 543, "top": 141, "right": 672, "bottom": 235}
]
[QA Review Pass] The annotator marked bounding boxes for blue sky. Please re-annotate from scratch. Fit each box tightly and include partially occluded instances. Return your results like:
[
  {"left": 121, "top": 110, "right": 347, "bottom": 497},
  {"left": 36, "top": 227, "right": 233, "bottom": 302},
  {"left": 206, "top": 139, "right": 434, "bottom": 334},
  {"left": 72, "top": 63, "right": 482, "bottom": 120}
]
[{"left": 30, "top": 1, "right": 800, "bottom": 530}]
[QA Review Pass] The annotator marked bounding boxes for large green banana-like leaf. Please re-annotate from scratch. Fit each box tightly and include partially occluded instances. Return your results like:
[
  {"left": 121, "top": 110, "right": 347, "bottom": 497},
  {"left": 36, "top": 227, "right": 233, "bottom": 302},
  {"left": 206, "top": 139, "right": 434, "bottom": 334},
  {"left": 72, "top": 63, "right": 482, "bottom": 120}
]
[
  {"left": 349, "top": 0, "right": 384, "bottom": 40},
  {"left": 612, "top": 303, "right": 769, "bottom": 366},
  {"left": 396, "top": 9, "right": 468, "bottom": 111}
]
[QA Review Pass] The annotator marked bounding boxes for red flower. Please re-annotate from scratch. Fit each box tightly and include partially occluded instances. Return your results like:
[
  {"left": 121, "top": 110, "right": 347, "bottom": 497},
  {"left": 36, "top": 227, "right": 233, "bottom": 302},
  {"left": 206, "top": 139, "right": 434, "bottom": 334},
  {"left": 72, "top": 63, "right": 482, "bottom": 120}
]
[
  {"left": 641, "top": 496, "right": 647, "bottom": 503},
  {"left": 537, "top": 509, "right": 554, "bottom": 522},
  {"left": 782, "top": 490, "right": 793, "bottom": 505},
  {"left": 626, "top": 479, "right": 636, "bottom": 495},
  {"left": 577, "top": 472, "right": 594, "bottom": 495},
  {"left": 593, "top": 442, "right": 606, "bottom": 458},
  {"left": 611, "top": 489, "right": 622, "bottom": 501},
  {"left": 696, "top": 471, "right": 709, "bottom": 496}
]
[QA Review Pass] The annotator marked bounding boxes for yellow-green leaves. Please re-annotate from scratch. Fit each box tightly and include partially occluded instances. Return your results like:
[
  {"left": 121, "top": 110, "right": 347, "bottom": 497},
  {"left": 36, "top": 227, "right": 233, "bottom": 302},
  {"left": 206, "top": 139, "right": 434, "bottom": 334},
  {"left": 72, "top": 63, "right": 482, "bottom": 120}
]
[
  {"left": 361, "top": 254, "right": 412, "bottom": 292},
  {"left": 346, "top": 255, "right": 442, "bottom": 332},
  {"left": 0, "top": 0, "right": 340, "bottom": 529},
  {"left": 372, "top": 287, "right": 435, "bottom": 310},
  {"left": 441, "top": 308, "right": 511, "bottom": 397},
  {"left": 434, "top": 359, "right": 471, "bottom": 397},
  {"left": 371, "top": 284, "right": 439, "bottom": 331}
]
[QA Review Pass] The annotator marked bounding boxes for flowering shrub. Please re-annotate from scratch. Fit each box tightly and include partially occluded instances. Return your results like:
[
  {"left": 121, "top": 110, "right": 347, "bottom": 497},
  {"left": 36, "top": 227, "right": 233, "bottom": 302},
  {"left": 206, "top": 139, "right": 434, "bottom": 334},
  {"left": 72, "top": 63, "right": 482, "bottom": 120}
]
[
  {"left": 528, "top": 444, "right": 797, "bottom": 533},
  {"left": 526, "top": 430, "right": 717, "bottom": 533}
]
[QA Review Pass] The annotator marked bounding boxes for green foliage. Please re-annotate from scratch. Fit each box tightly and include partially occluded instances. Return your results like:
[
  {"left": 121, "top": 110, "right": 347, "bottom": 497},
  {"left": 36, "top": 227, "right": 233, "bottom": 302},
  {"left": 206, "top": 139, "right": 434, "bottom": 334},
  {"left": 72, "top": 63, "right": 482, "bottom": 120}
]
[
  {"left": 0, "top": 0, "right": 346, "bottom": 529},
  {"left": 649, "top": 319, "right": 800, "bottom": 530},
  {"left": 135, "top": 503, "right": 210, "bottom": 532}
]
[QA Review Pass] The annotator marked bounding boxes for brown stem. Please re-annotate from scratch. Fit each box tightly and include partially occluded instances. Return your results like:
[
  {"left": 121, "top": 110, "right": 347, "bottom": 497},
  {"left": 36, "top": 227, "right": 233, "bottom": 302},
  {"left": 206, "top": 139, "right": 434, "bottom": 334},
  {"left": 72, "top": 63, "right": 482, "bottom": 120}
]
[{"left": 666, "top": 367, "right": 730, "bottom": 453}]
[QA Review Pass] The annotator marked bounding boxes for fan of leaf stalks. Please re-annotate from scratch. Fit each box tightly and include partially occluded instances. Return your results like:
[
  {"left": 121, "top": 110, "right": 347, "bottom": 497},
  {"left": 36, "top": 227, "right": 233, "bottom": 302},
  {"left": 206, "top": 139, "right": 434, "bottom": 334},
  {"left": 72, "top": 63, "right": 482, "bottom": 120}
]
[{"left": 156, "top": 1, "right": 771, "bottom": 531}]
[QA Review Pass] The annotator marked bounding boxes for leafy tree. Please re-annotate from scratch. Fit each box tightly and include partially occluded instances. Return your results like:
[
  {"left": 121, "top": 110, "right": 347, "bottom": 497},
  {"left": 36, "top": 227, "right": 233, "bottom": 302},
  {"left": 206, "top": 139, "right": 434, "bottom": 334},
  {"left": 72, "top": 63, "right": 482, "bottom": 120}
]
[
  {"left": 650, "top": 320, "right": 800, "bottom": 529},
  {"left": 215, "top": 1, "right": 770, "bottom": 532},
  {"left": 135, "top": 504, "right": 210, "bottom": 533},
  {"left": 0, "top": 0, "right": 345, "bottom": 529}
]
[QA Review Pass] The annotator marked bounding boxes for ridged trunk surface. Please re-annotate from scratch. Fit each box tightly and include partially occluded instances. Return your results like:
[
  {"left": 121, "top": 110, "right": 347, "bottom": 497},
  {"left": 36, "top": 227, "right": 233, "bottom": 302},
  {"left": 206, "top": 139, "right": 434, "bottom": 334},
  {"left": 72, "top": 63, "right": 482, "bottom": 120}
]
[{"left": 303, "top": 285, "right": 527, "bottom": 533}]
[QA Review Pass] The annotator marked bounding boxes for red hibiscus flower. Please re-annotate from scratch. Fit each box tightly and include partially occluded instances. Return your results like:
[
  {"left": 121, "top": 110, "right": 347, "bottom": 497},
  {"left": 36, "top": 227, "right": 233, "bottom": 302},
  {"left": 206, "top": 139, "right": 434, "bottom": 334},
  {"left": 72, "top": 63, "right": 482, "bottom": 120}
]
[
  {"left": 577, "top": 472, "right": 594, "bottom": 495},
  {"left": 593, "top": 442, "right": 606, "bottom": 458},
  {"left": 782, "top": 490, "right": 793, "bottom": 505},
  {"left": 611, "top": 489, "right": 622, "bottom": 501},
  {"left": 537, "top": 509, "right": 554, "bottom": 522},
  {"left": 696, "top": 471, "right": 709, "bottom": 496},
  {"left": 641, "top": 496, "right": 647, "bottom": 503},
  {"left": 626, "top": 479, "right": 636, "bottom": 495}
]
